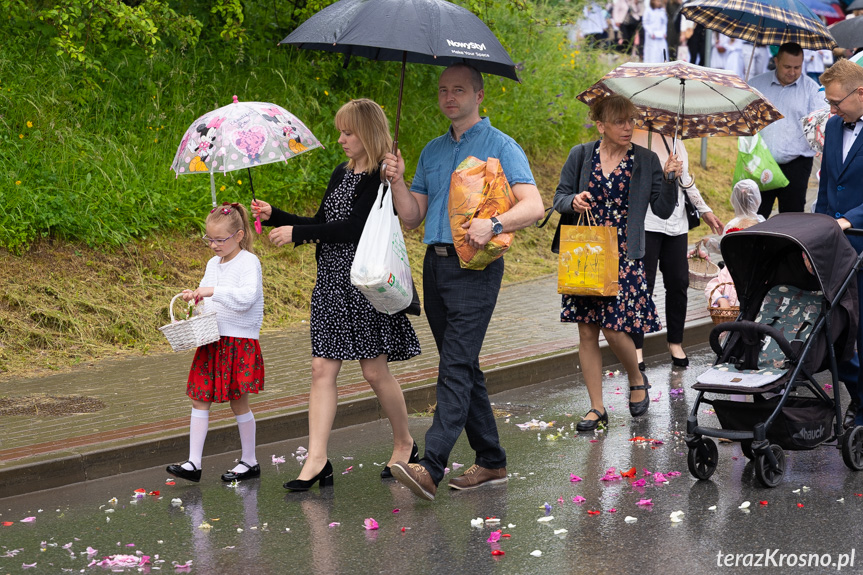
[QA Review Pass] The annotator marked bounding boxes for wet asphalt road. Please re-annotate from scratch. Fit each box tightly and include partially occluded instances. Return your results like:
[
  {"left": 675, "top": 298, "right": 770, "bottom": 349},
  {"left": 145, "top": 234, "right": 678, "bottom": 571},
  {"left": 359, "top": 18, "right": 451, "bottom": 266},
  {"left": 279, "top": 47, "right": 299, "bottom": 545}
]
[{"left": 2, "top": 346, "right": 863, "bottom": 575}]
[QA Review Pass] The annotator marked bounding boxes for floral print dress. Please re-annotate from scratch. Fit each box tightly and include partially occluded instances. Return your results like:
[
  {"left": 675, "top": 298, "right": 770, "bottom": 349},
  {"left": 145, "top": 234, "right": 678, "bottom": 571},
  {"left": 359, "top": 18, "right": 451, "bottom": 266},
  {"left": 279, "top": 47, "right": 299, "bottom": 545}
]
[{"left": 561, "top": 142, "right": 661, "bottom": 334}]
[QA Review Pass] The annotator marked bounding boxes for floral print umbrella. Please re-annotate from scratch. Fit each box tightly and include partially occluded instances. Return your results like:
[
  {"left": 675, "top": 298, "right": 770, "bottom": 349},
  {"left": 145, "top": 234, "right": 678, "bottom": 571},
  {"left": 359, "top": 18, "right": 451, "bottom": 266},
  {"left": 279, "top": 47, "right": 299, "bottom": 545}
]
[
  {"left": 171, "top": 96, "right": 323, "bottom": 208},
  {"left": 577, "top": 61, "right": 783, "bottom": 141}
]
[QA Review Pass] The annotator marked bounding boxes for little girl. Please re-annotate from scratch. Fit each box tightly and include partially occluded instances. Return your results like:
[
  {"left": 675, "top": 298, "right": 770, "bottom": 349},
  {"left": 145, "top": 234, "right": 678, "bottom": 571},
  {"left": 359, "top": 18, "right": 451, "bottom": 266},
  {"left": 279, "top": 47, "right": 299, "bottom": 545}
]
[
  {"left": 642, "top": 0, "right": 667, "bottom": 64},
  {"left": 167, "top": 202, "right": 265, "bottom": 483}
]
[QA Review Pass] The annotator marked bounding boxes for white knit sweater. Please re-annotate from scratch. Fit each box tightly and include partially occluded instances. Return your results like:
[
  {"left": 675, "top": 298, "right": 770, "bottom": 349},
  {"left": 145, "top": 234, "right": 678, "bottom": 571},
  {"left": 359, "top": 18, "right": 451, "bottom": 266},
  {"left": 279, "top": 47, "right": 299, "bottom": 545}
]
[{"left": 199, "top": 250, "right": 263, "bottom": 339}]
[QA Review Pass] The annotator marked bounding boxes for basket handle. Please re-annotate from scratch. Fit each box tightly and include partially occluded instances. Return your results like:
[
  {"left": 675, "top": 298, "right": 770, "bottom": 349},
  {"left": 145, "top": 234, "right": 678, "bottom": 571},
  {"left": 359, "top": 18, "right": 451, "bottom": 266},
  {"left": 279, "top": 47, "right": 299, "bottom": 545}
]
[
  {"left": 708, "top": 282, "right": 734, "bottom": 302},
  {"left": 168, "top": 293, "right": 199, "bottom": 322}
]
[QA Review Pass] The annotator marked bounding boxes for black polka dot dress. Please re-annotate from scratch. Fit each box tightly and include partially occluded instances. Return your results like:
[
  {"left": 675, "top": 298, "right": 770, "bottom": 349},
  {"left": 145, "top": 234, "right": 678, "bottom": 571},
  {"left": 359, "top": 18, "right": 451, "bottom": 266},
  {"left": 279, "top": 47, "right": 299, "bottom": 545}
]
[{"left": 309, "top": 169, "right": 421, "bottom": 362}]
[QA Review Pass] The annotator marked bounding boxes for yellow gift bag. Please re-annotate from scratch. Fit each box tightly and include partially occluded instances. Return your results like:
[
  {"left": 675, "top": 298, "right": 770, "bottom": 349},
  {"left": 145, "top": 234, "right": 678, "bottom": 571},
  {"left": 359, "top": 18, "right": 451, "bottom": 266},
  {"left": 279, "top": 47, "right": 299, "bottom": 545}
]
[
  {"left": 448, "top": 156, "right": 515, "bottom": 270},
  {"left": 557, "top": 211, "right": 619, "bottom": 296}
]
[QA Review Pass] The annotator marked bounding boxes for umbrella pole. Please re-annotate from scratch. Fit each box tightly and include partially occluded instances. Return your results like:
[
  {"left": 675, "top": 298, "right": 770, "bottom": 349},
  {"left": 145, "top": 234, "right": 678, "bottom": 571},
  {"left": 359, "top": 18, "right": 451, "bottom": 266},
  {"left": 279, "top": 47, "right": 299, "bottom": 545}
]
[
  {"left": 392, "top": 51, "right": 407, "bottom": 156},
  {"left": 247, "top": 167, "right": 256, "bottom": 203},
  {"left": 745, "top": 42, "right": 756, "bottom": 81},
  {"left": 210, "top": 171, "right": 217, "bottom": 208}
]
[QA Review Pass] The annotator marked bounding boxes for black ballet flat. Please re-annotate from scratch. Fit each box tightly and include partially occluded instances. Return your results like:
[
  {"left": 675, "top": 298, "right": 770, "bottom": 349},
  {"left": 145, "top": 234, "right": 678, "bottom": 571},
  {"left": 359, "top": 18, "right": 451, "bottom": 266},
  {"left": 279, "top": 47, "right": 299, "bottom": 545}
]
[
  {"left": 221, "top": 461, "right": 261, "bottom": 482},
  {"left": 381, "top": 441, "right": 420, "bottom": 479},
  {"left": 284, "top": 460, "right": 334, "bottom": 492},
  {"left": 576, "top": 408, "right": 608, "bottom": 432},
  {"left": 671, "top": 354, "right": 689, "bottom": 368},
  {"left": 629, "top": 373, "right": 652, "bottom": 417},
  {"left": 166, "top": 460, "right": 201, "bottom": 483}
]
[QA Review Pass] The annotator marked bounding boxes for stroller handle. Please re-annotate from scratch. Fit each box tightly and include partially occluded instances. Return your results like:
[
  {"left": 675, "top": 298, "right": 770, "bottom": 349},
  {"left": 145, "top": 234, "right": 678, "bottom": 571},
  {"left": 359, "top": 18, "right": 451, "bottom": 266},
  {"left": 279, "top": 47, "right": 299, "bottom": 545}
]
[
  {"left": 845, "top": 228, "right": 863, "bottom": 236},
  {"left": 709, "top": 321, "right": 797, "bottom": 370}
]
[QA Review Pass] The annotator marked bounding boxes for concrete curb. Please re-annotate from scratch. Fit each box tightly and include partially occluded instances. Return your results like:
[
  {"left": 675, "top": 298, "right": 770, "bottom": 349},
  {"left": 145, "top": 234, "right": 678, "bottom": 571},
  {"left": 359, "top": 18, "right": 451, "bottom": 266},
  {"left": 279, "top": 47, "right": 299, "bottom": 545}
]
[{"left": 0, "top": 318, "right": 714, "bottom": 498}]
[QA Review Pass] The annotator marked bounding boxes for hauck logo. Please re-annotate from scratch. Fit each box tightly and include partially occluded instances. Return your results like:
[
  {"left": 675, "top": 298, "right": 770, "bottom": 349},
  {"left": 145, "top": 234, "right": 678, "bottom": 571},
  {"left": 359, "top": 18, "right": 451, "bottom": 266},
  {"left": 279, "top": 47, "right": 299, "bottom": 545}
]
[
  {"left": 792, "top": 425, "right": 825, "bottom": 442},
  {"left": 446, "top": 39, "right": 486, "bottom": 51}
]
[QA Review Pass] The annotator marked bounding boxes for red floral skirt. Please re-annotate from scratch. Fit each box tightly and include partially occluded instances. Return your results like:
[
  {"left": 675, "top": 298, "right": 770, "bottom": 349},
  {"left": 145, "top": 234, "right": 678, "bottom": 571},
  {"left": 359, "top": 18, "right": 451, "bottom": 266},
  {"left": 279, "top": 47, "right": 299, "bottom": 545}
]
[{"left": 187, "top": 336, "right": 264, "bottom": 403}]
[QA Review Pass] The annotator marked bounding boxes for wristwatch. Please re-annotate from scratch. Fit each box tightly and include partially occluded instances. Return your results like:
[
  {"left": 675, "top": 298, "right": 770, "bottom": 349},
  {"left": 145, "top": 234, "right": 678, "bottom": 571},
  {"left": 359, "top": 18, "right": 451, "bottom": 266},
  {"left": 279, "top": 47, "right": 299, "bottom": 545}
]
[{"left": 490, "top": 216, "right": 503, "bottom": 236}]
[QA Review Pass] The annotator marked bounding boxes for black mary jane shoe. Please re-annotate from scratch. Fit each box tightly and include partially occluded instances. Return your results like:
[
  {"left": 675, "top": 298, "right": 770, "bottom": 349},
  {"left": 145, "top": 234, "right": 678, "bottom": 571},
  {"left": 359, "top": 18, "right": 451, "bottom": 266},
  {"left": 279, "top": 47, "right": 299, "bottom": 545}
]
[
  {"left": 284, "top": 460, "right": 334, "bottom": 492},
  {"left": 671, "top": 354, "right": 689, "bottom": 368},
  {"left": 381, "top": 441, "right": 420, "bottom": 479},
  {"left": 576, "top": 408, "right": 609, "bottom": 432},
  {"left": 221, "top": 461, "right": 261, "bottom": 482},
  {"left": 629, "top": 373, "right": 652, "bottom": 417},
  {"left": 166, "top": 460, "right": 202, "bottom": 483}
]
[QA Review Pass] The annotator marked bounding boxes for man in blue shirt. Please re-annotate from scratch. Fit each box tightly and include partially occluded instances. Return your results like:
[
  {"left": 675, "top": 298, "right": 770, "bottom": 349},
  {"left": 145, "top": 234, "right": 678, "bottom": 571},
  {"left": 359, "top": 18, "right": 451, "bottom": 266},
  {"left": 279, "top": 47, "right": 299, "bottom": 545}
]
[
  {"left": 383, "top": 63, "right": 544, "bottom": 501},
  {"left": 748, "top": 42, "right": 823, "bottom": 219}
]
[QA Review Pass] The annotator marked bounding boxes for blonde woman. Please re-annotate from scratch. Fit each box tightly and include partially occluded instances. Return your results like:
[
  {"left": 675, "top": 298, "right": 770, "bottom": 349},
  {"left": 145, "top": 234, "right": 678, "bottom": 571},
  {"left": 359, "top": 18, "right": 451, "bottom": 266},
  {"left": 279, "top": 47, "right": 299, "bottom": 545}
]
[{"left": 252, "top": 99, "right": 420, "bottom": 490}]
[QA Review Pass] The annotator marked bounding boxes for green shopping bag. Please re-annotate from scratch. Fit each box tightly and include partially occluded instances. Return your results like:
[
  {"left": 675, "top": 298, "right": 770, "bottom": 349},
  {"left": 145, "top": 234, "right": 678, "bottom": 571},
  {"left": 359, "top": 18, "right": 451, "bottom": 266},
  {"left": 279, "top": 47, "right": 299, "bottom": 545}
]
[{"left": 732, "top": 134, "right": 789, "bottom": 192}]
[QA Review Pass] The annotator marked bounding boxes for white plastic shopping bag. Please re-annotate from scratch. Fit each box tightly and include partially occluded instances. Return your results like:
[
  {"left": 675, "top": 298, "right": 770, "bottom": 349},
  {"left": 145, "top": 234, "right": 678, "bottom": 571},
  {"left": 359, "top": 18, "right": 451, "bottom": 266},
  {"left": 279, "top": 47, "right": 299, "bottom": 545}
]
[{"left": 350, "top": 181, "right": 414, "bottom": 314}]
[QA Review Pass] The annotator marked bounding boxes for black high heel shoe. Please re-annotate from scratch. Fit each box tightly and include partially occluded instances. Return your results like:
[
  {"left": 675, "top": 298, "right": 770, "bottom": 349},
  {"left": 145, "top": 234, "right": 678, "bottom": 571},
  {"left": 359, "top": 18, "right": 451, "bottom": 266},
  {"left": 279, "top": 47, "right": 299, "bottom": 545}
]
[
  {"left": 284, "top": 460, "right": 334, "bottom": 492},
  {"left": 381, "top": 441, "right": 420, "bottom": 479},
  {"left": 576, "top": 408, "right": 608, "bottom": 432},
  {"left": 629, "top": 373, "right": 652, "bottom": 417},
  {"left": 166, "top": 460, "right": 201, "bottom": 483},
  {"left": 671, "top": 354, "right": 689, "bottom": 368}
]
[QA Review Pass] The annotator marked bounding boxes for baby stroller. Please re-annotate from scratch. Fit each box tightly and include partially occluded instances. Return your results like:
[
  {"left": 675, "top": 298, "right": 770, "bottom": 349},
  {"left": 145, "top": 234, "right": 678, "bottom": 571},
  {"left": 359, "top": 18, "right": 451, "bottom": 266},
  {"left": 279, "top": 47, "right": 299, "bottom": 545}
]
[{"left": 685, "top": 213, "right": 863, "bottom": 487}]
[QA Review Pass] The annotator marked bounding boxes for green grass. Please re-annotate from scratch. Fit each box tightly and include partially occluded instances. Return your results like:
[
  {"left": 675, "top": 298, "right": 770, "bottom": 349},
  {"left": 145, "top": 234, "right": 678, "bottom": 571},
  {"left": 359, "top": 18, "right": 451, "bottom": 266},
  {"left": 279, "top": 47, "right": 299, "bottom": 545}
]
[{"left": 0, "top": 1, "right": 742, "bottom": 380}]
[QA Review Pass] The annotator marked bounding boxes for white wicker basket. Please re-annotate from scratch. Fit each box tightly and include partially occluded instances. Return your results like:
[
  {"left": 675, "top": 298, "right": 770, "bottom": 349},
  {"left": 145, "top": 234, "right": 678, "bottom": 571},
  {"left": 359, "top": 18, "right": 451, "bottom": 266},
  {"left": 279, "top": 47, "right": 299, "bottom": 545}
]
[{"left": 159, "top": 293, "right": 220, "bottom": 352}]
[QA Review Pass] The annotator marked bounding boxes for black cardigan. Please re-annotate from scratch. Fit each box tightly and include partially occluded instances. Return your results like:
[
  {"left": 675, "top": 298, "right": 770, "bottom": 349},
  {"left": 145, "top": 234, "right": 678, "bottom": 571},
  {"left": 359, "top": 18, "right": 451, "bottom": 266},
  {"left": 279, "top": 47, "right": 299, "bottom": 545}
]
[{"left": 263, "top": 163, "right": 382, "bottom": 260}]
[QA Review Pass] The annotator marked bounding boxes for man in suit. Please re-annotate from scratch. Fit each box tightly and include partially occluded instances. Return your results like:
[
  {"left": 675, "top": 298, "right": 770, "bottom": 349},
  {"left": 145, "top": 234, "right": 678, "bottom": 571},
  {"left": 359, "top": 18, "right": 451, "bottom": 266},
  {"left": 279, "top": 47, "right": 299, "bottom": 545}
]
[{"left": 814, "top": 58, "right": 863, "bottom": 426}]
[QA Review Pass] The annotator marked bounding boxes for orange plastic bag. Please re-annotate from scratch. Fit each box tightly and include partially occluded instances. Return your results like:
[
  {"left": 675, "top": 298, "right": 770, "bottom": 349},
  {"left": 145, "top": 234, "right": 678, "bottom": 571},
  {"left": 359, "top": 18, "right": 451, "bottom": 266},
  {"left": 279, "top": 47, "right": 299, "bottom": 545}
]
[
  {"left": 448, "top": 156, "right": 515, "bottom": 270},
  {"left": 557, "top": 212, "right": 619, "bottom": 296}
]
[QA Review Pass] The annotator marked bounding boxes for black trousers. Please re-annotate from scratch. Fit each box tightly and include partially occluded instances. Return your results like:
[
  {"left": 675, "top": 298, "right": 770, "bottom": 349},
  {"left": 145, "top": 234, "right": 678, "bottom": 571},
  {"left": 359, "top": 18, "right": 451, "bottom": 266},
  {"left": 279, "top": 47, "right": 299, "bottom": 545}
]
[
  {"left": 756, "top": 155, "right": 814, "bottom": 220},
  {"left": 630, "top": 231, "right": 689, "bottom": 350}
]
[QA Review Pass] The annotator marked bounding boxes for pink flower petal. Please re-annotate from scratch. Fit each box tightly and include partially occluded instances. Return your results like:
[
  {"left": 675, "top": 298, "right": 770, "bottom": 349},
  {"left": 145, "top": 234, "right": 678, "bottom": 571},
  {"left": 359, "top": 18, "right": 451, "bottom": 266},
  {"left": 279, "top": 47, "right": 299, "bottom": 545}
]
[
  {"left": 654, "top": 473, "right": 668, "bottom": 483},
  {"left": 570, "top": 474, "right": 583, "bottom": 482},
  {"left": 632, "top": 478, "right": 647, "bottom": 487},
  {"left": 363, "top": 518, "right": 379, "bottom": 530},
  {"left": 487, "top": 531, "right": 502, "bottom": 543},
  {"left": 572, "top": 496, "right": 586, "bottom": 503},
  {"left": 19, "top": 517, "right": 35, "bottom": 523},
  {"left": 637, "top": 498, "right": 653, "bottom": 506}
]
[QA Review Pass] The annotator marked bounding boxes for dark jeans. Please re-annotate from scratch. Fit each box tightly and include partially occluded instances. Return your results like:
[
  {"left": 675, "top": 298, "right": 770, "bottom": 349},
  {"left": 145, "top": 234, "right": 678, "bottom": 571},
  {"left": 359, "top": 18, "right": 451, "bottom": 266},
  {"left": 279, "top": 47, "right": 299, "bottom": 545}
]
[
  {"left": 420, "top": 247, "right": 507, "bottom": 485},
  {"left": 756, "top": 156, "right": 814, "bottom": 219},
  {"left": 839, "top": 269, "right": 863, "bottom": 423},
  {"left": 631, "top": 231, "right": 689, "bottom": 350}
]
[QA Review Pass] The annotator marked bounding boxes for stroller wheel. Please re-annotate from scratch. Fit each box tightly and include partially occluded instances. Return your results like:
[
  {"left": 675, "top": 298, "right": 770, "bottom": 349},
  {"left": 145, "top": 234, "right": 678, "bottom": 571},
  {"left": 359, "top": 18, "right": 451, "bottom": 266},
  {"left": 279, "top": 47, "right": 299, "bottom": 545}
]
[
  {"left": 687, "top": 438, "right": 719, "bottom": 480},
  {"left": 754, "top": 444, "right": 785, "bottom": 488},
  {"left": 741, "top": 440, "right": 755, "bottom": 460},
  {"left": 841, "top": 426, "right": 863, "bottom": 471}
]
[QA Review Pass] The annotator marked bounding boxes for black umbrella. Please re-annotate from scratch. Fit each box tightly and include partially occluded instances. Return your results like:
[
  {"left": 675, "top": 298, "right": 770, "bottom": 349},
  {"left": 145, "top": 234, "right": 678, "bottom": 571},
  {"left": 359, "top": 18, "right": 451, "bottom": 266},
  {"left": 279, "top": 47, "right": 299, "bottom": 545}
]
[
  {"left": 280, "top": 0, "right": 518, "bottom": 150},
  {"left": 829, "top": 17, "right": 863, "bottom": 49}
]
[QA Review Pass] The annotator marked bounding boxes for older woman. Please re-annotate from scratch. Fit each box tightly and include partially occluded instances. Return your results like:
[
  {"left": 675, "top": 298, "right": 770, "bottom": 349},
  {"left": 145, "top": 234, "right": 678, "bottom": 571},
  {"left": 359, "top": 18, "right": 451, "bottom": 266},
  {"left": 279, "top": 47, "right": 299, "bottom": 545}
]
[{"left": 553, "top": 95, "right": 681, "bottom": 431}]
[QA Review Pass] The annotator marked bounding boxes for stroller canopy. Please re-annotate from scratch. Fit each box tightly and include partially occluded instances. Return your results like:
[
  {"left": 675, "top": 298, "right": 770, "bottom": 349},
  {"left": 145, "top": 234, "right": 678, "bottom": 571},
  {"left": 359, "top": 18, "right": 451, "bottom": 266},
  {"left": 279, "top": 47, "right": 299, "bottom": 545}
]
[{"left": 720, "top": 213, "right": 859, "bottom": 361}]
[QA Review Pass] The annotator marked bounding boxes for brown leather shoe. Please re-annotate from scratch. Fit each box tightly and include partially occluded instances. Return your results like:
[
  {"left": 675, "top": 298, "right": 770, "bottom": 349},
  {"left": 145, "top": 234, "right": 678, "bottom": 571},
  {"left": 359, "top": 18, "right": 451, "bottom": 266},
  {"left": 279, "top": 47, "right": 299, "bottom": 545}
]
[
  {"left": 390, "top": 462, "right": 436, "bottom": 501},
  {"left": 447, "top": 464, "right": 507, "bottom": 490}
]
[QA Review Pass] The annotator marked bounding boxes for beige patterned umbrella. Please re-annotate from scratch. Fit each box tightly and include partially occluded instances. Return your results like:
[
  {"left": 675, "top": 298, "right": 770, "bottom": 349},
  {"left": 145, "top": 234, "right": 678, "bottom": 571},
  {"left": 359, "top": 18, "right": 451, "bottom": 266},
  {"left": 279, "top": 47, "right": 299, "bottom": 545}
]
[{"left": 577, "top": 61, "right": 783, "bottom": 141}]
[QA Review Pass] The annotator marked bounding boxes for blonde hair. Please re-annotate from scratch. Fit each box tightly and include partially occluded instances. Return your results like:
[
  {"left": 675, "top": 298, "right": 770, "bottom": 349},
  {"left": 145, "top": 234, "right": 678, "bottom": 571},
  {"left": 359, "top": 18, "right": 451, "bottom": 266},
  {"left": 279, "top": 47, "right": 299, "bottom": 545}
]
[
  {"left": 820, "top": 58, "right": 863, "bottom": 92},
  {"left": 205, "top": 203, "right": 254, "bottom": 254},
  {"left": 589, "top": 94, "right": 641, "bottom": 124},
  {"left": 334, "top": 99, "right": 392, "bottom": 173}
]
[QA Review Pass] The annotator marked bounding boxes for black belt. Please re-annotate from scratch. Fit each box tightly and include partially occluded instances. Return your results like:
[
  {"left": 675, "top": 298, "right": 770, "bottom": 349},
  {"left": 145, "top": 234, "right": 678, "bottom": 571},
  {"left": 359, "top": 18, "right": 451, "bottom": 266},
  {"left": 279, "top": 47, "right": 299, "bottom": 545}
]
[{"left": 430, "top": 244, "right": 456, "bottom": 256}]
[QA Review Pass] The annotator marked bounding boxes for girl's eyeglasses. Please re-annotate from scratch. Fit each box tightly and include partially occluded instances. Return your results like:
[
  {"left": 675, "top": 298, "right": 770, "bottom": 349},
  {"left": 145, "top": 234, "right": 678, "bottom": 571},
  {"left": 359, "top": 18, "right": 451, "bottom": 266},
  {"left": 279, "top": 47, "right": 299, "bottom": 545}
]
[{"left": 202, "top": 230, "right": 239, "bottom": 245}]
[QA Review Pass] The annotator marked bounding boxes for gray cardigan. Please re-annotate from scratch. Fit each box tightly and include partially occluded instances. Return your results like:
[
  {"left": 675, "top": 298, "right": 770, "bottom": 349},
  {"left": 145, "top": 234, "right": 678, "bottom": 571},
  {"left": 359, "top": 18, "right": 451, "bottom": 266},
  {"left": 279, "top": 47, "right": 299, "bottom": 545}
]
[{"left": 552, "top": 141, "right": 677, "bottom": 260}]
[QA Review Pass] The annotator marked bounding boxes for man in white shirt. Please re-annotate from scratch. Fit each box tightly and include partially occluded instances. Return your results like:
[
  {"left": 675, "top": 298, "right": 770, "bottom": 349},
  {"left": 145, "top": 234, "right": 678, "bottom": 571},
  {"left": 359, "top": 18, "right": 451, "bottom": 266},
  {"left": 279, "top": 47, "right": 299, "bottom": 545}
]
[{"left": 748, "top": 42, "right": 823, "bottom": 218}]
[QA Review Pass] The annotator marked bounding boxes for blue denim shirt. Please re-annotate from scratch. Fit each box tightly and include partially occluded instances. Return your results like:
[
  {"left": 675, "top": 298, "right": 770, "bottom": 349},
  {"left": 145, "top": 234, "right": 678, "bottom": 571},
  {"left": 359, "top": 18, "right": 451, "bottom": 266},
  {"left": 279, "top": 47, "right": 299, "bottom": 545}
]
[{"left": 410, "top": 117, "right": 535, "bottom": 245}]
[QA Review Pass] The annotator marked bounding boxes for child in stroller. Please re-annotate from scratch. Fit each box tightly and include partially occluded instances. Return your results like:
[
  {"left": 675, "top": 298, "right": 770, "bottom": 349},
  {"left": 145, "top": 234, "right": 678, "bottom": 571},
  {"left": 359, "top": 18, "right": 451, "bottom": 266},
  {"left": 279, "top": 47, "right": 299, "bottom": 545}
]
[{"left": 686, "top": 213, "right": 863, "bottom": 487}]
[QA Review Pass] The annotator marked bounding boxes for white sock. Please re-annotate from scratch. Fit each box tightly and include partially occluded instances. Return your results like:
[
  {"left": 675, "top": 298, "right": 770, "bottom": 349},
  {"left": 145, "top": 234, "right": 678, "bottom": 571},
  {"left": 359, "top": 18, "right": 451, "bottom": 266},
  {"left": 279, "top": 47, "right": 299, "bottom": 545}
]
[
  {"left": 231, "top": 410, "right": 257, "bottom": 473},
  {"left": 184, "top": 408, "right": 210, "bottom": 470}
]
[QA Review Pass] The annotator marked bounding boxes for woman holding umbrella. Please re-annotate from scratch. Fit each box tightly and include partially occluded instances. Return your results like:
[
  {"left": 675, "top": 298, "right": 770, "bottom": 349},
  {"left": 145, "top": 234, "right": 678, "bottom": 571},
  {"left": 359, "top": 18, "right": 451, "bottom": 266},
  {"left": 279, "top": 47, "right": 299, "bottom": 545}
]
[
  {"left": 252, "top": 98, "right": 421, "bottom": 490},
  {"left": 553, "top": 94, "right": 680, "bottom": 431}
]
